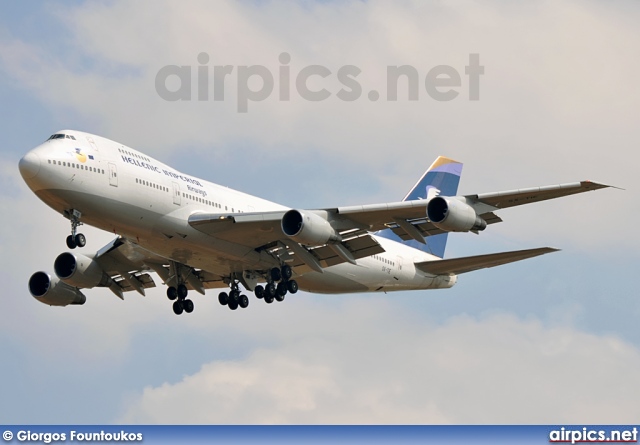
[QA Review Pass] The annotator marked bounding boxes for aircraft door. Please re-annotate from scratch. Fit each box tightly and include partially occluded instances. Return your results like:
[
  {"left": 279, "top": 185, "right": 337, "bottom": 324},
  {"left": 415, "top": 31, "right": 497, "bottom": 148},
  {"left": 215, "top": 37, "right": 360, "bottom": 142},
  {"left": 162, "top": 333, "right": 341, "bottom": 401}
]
[
  {"left": 172, "top": 182, "right": 181, "bottom": 205},
  {"left": 395, "top": 255, "right": 406, "bottom": 282},
  {"left": 86, "top": 136, "right": 99, "bottom": 152},
  {"left": 108, "top": 163, "right": 118, "bottom": 187}
]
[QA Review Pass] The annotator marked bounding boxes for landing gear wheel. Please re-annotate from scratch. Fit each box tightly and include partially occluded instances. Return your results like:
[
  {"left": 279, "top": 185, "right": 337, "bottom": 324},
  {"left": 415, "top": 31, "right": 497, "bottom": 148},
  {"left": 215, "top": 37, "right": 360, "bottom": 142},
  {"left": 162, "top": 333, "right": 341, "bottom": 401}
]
[
  {"left": 74, "top": 233, "right": 86, "bottom": 248},
  {"left": 229, "top": 300, "right": 239, "bottom": 310},
  {"left": 270, "top": 267, "right": 282, "bottom": 282},
  {"left": 281, "top": 265, "right": 292, "bottom": 281},
  {"left": 229, "top": 289, "right": 240, "bottom": 304},
  {"left": 276, "top": 282, "right": 288, "bottom": 297},
  {"left": 218, "top": 292, "right": 229, "bottom": 306},
  {"left": 177, "top": 284, "right": 188, "bottom": 299},
  {"left": 172, "top": 300, "right": 184, "bottom": 315},
  {"left": 264, "top": 294, "right": 274, "bottom": 304},
  {"left": 287, "top": 279, "right": 299, "bottom": 294},
  {"left": 239, "top": 294, "right": 249, "bottom": 308},
  {"left": 183, "top": 299, "right": 194, "bottom": 313},
  {"left": 167, "top": 287, "right": 178, "bottom": 300},
  {"left": 254, "top": 285, "right": 265, "bottom": 299},
  {"left": 275, "top": 292, "right": 285, "bottom": 302},
  {"left": 66, "top": 235, "right": 77, "bottom": 249},
  {"left": 265, "top": 282, "right": 277, "bottom": 298},
  {"left": 66, "top": 210, "right": 84, "bottom": 250}
]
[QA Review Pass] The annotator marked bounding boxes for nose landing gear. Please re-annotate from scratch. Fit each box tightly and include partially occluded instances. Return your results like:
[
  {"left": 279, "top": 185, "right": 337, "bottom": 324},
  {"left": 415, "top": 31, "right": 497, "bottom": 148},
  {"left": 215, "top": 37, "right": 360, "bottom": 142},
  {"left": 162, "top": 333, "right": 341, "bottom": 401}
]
[{"left": 64, "top": 209, "right": 86, "bottom": 249}]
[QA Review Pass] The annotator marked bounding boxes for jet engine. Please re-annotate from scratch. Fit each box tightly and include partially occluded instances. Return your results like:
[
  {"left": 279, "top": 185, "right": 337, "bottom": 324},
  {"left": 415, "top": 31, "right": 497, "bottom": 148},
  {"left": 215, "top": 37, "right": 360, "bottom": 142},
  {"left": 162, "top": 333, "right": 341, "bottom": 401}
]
[
  {"left": 281, "top": 210, "right": 341, "bottom": 246},
  {"left": 426, "top": 197, "right": 487, "bottom": 232},
  {"left": 54, "top": 252, "right": 112, "bottom": 289},
  {"left": 28, "top": 271, "right": 86, "bottom": 306}
]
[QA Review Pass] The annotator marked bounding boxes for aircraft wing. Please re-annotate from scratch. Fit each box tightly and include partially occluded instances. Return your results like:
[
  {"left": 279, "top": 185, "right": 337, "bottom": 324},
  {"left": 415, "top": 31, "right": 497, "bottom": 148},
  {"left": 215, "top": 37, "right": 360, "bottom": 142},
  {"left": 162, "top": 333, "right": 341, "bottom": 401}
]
[
  {"left": 188, "top": 203, "right": 500, "bottom": 249},
  {"left": 188, "top": 180, "right": 609, "bottom": 271},
  {"left": 335, "top": 181, "right": 609, "bottom": 229},
  {"left": 414, "top": 247, "right": 559, "bottom": 275},
  {"left": 462, "top": 180, "right": 610, "bottom": 213},
  {"left": 382, "top": 180, "right": 610, "bottom": 243},
  {"left": 87, "top": 237, "right": 226, "bottom": 298},
  {"left": 188, "top": 211, "right": 385, "bottom": 273}
]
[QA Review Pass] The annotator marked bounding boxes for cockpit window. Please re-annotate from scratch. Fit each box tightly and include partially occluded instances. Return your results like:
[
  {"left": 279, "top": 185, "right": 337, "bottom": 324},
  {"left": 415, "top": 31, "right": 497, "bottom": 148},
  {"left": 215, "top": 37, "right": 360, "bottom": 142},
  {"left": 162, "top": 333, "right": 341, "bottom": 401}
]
[{"left": 46, "top": 133, "right": 76, "bottom": 141}]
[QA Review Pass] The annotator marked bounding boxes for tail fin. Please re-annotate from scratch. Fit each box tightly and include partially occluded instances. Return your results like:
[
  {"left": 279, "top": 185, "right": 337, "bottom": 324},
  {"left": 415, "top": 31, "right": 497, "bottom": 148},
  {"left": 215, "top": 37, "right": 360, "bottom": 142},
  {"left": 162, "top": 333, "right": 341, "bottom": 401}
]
[{"left": 376, "top": 156, "right": 463, "bottom": 258}]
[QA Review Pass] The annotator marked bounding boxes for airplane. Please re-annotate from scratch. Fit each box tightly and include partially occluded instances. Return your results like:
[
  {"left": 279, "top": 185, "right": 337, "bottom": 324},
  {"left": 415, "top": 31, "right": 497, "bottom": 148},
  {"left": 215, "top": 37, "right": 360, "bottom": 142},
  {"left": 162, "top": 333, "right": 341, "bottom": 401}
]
[{"left": 18, "top": 130, "right": 610, "bottom": 315}]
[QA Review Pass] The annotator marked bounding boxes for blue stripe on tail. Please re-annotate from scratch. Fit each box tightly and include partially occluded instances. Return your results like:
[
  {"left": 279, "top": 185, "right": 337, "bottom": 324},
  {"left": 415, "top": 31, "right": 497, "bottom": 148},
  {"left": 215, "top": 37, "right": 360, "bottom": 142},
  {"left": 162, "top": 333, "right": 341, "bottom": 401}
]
[{"left": 376, "top": 156, "right": 463, "bottom": 258}]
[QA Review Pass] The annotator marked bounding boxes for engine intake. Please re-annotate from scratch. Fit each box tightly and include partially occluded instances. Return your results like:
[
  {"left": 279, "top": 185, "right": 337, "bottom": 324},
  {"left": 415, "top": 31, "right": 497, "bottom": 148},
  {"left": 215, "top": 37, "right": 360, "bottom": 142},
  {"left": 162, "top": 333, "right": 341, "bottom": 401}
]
[
  {"left": 28, "top": 271, "right": 86, "bottom": 306},
  {"left": 54, "top": 252, "right": 111, "bottom": 289},
  {"left": 281, "top": 210, "right": 341, "bottom": 246},
  {"left": 427, "top": 197, "right": 487, "bottom": 232}
]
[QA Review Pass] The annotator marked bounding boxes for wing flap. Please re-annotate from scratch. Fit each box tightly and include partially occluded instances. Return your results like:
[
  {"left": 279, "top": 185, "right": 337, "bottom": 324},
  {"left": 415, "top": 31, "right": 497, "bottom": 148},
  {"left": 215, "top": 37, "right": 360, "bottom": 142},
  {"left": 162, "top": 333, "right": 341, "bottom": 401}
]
[
  {"left": 113, "top": 273, "right": 156, "bottom": 293},
  {"left": 415, "top": 247, "right": 559, "bottom": 275},
  {"left": 387, "top": 212, "right": 503, "bottom": 241},
  {"left": 310, "top": 234, "right": 385, "bottom": 267}
]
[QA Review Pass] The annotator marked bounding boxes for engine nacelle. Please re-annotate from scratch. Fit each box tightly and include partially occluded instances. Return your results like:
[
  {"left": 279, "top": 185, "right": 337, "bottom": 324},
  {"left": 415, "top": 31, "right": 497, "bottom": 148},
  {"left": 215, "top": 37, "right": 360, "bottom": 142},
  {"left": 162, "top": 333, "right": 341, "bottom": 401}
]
[
  {"left": 54, "top": 252, "right": 111, "bottom": 289},
  {"left": 281, "top": 210, "right": 341, "bottom": 246},
  {"left": 426, "top": 196, "right": 487, "bottom": 232},
  {"left": 28, "top": 271, "right": 86, "bottom": 306}
]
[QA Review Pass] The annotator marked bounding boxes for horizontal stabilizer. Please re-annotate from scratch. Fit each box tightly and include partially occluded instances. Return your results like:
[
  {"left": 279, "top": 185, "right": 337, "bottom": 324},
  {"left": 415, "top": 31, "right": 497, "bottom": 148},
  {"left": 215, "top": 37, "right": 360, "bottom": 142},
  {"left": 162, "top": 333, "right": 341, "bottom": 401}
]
[{"left": 415, "top": 247, "right": 559, "bottom": 275}]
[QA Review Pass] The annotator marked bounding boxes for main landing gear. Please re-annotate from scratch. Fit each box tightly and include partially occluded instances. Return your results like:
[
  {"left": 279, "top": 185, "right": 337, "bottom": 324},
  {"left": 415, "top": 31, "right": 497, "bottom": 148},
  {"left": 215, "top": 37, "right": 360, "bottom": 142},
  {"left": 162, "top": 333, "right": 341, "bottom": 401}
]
[
  {"left": 218, "top": 281, "right": 250, "bottom": 311},
  {"left": 253, "top": 265, "right": 298, "bottom": 305},
  {"left": 217, "top": 265, "right": 298, "bottom": 311},
  {"left": 65, "top": 209, "right": 86, "bottom": 249},
  {"left": 167, "top": 283, "right": 195, "bottom": 315}
]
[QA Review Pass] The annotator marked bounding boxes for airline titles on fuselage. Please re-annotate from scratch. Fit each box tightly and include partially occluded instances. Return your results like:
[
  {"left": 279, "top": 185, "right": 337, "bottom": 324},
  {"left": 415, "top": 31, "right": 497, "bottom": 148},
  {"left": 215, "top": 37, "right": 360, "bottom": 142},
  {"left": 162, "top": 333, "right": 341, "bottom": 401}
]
[{"left": 120, "top": 154, "right": 206, "bottom": 193}]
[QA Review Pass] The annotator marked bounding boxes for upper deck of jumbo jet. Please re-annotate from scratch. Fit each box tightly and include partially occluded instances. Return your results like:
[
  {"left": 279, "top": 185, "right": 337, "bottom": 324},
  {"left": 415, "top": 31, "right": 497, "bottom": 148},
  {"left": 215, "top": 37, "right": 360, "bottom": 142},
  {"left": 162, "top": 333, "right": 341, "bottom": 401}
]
[
  {"left": 19, "top": 129, "right": 211, "bottom": 188},
  {"left": 19, "top": 129, "right": 287, "bottom": 212}
]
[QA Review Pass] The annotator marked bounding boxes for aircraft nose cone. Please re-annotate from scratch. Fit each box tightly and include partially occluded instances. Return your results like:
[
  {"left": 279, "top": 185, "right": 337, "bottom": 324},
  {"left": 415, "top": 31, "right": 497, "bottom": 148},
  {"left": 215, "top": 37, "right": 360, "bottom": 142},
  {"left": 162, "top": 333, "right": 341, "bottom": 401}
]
[{"left": 19, "top": 151, "right": 41, "bottom": 180}]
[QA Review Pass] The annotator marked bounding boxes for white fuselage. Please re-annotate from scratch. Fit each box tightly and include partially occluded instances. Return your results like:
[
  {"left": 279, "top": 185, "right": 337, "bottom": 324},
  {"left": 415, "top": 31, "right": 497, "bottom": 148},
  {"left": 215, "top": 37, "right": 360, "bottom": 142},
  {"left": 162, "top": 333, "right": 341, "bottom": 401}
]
[{"left": 20, "top": 130, "right": 456, "bottom": 294}]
